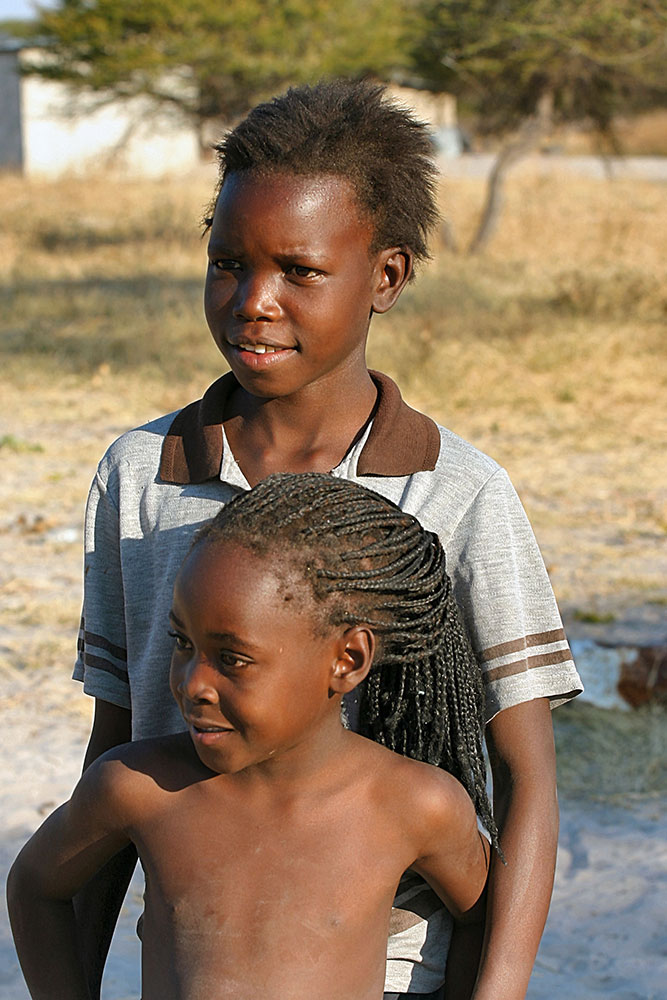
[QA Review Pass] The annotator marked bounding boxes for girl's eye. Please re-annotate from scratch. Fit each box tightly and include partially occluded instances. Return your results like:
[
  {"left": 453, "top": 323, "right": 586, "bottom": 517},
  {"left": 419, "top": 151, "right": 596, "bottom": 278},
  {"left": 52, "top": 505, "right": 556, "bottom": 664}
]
[
  {"left": 168, "top": 630, "right": 191, "bottom": 651},
  {"left": 219, "top": 651, "right": 248, "bottom": 670}
]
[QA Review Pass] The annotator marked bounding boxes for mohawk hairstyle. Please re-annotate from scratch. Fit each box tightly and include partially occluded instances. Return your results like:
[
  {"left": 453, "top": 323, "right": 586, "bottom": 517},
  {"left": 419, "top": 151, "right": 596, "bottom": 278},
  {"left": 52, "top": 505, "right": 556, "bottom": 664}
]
[
  {"left": 210, "top": 79, "right": 440, "bottom": 270},
  {"left": 192, "top": 472, "right": 499, "bottom": 850}
]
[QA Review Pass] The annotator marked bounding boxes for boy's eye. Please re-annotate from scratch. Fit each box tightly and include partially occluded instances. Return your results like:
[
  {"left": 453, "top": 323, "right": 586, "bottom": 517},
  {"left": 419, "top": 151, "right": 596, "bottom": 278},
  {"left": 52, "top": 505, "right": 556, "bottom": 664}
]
[
  {"left": 287, "top": 264, "right": 320, "bottom": 279},
  {"left": 168, "top": 629, "right": 191, "bottom": 651},
  {"left": 210, "top": 258, "right": 241, "bottom": 272}
]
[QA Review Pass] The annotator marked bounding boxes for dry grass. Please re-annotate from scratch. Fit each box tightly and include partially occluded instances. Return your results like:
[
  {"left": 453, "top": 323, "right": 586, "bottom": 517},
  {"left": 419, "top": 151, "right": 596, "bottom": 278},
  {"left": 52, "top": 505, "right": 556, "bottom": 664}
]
[
  {"left": 553, "top": 700, "right": 666, "bottom": 801},
  {"left": 0, "top": 168, "right": 665, "bottom": 682},
  {"left": 549, "top": 109, "right": 667, "bottom": 157}
]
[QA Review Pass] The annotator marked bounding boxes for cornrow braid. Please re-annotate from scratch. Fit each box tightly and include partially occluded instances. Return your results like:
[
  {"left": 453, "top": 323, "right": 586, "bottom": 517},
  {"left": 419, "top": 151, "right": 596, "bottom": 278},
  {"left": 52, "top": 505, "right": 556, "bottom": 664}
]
[{"left": 193, "top": 472, "right": 499, "bottom": 851}]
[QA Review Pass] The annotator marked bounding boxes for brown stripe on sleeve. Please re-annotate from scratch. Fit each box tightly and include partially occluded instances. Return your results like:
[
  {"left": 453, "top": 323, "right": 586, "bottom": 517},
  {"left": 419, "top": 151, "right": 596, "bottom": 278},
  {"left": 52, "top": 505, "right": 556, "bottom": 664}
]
[
  {"left": 479, "top": 628, "right": 568, "bottom": 663},
  {"left": 483, "top": 647, "right": 574, "bottom": 684}
]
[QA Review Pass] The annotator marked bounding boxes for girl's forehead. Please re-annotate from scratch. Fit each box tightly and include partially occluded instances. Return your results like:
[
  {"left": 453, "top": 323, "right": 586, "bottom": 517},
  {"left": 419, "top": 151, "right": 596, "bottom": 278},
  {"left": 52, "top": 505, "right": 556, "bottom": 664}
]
[{"left": 183, "top": 536, "right": 313, "bottom": 603}]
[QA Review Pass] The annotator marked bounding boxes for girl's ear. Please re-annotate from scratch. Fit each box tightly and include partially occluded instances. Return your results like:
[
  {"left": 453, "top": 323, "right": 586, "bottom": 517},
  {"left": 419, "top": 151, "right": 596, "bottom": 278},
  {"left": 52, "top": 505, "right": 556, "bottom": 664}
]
[
  {"left": 371, "top": 248, "right": 413, "bottom": 315},
  {"left": 330, "top": 625, "right": 375, "bottom": 694}
]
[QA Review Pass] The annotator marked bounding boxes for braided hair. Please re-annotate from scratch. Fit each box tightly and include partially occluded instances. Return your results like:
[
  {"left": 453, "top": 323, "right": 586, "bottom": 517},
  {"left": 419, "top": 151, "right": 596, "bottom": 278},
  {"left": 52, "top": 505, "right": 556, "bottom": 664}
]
[{"left": 193, "top": 472, "right": 498, "bottom": 850}]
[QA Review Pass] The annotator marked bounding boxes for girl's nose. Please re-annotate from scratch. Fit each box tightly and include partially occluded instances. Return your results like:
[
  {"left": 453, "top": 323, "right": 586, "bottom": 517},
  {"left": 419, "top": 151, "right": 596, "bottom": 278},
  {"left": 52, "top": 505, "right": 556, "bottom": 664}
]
[
  {"left": 232, "top": 272, "right": 280, "bottom": 322},
  {"left": 177, "top": 657, "right": 219, "bottom": 705}
]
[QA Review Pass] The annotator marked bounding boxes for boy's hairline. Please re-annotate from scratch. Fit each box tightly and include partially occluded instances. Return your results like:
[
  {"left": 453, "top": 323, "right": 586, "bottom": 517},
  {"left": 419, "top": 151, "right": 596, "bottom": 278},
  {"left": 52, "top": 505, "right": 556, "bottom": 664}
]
[{"left": 202, "top": 164, "right": 416, "bottom": 267}]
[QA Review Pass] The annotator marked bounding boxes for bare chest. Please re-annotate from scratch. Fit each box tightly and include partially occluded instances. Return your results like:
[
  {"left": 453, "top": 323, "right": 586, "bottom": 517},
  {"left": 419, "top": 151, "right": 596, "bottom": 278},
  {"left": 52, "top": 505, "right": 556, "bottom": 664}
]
[
  {"left": 139, "top": 796, "right": 406, "bottom": 924},
  {"left": 134, "top": 791, "right": 409, "bottom": 999}
]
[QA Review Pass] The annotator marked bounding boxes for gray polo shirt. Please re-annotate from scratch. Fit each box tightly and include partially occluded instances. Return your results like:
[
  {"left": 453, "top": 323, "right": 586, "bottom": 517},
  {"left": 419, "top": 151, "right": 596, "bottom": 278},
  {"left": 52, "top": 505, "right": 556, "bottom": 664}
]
[{"left": 74, "top": 370, "right": 582, "bottom": 992}]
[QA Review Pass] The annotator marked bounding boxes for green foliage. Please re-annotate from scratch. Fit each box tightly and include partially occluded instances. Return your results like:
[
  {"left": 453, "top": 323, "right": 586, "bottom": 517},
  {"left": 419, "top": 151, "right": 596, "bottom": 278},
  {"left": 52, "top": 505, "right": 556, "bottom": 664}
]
[
  {"left": 24, "top": 0, "right": 413, "bottom": 126},
  {"left": 413, "top": 0, "right": 667, "bottom": 134}
]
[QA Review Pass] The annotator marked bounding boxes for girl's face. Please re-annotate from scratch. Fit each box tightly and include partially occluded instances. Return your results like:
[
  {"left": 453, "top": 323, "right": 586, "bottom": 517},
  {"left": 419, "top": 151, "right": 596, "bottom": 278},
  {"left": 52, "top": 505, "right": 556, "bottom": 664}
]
[{"left": 169, "top": 539, "right": 345, "bottom": 776}]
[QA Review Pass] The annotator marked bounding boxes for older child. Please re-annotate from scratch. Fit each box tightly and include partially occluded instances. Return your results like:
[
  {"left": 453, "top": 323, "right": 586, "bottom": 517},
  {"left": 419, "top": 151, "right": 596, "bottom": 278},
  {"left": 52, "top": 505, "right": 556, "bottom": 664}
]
[
  {"left": 10, "top": 475, "right": 493, "bottom": 1000},
  {"left": 73, "top": 81, "right": 582, "bottom": 998}
]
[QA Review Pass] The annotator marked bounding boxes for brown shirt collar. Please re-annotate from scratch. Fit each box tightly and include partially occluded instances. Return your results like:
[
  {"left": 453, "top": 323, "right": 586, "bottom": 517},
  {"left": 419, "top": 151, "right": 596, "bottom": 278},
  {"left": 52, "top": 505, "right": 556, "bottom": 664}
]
[{"left": 159, "top": 370, "right": 440, "bottom": 484}]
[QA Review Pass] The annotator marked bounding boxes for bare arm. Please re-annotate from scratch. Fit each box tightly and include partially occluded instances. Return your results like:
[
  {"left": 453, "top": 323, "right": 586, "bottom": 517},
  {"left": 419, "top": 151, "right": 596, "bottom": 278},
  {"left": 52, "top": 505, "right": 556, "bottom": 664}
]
[
  {"left": 408, "top": 766, "right": 490, "bottom": 998},
  {"left": 411, "top": 770, "right": 490, "bottom": 922},
  {"left": 7, "top": 755, "right": 133, "bottom": 1000},
  {"left": 75, "top": 698, "right": 136, "bottom": 1000},
  {"left": 83, "top": 698, "right": 132, "bottom": 769},
  {"left": 472, "top": 698, "right": 559, "bottom": 1000}
]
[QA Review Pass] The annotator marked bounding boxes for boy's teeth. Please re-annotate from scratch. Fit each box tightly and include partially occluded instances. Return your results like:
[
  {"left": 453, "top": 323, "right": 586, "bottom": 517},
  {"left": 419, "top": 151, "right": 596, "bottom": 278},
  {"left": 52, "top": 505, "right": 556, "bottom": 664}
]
[{"left": 241, "top": 343, "right": 277, "bottom": 354}]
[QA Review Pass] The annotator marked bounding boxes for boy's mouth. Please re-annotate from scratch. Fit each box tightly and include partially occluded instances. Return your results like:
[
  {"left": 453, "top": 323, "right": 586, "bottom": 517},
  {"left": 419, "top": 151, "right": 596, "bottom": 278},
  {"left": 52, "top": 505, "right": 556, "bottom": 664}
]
[
  {"left": 230, "top": 341, "right": 296, "bottom": 371},
  {"left": 237, "top": 342, "right": 282, "bottom": 354}
]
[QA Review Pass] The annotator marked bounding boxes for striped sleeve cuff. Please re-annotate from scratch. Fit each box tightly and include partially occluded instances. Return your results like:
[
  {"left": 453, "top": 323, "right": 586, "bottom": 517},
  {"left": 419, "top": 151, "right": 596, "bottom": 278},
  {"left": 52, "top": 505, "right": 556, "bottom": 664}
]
[
  {"left": 73, "top": 618, "right": 131, "bottom": 709},
  {"left": 480, "top": 628, "right": 583, "bottom": 722}
]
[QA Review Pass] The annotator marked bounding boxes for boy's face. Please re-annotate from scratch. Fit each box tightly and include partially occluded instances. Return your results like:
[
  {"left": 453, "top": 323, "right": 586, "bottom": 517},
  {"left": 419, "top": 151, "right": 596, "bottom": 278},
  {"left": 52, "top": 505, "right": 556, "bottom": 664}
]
[
  {"left": 169, "top": 540, "right": 344, "bottom": 775},
  {"left": 204, "top": 171, "right": 395, "bottom": 400}
]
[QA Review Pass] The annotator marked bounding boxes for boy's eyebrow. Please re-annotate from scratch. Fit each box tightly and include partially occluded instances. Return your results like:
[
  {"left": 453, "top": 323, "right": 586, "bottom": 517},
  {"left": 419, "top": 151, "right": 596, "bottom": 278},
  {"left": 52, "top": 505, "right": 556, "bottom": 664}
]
[
  {"left": 168, "top": 610, "right": 184, "bottom": 627},
  {"left": 206, "top": 241, "right": 237, "bottom": 257},
  {"left": 207, "top": 238, "right": 328, "bottom": 262}
]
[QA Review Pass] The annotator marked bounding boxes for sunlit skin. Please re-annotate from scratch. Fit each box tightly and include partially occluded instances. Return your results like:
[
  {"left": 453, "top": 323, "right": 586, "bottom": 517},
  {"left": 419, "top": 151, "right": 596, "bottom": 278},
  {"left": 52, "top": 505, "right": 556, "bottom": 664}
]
[
  {"left": 204, "top": 172, "right": 412, "bottom": 483},
  {"left": 8, "top": 540, "right": 489, "bottom": 1000},
  {"left": 168, "top": 541, "right": 358, "bottom": 778}
]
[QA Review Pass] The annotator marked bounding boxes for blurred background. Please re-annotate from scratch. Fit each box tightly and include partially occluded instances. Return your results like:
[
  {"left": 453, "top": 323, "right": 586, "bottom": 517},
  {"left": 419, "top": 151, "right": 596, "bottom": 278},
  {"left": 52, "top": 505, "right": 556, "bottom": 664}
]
[{"left": 1, "top": 2, "right": 666, "bottom": 998}]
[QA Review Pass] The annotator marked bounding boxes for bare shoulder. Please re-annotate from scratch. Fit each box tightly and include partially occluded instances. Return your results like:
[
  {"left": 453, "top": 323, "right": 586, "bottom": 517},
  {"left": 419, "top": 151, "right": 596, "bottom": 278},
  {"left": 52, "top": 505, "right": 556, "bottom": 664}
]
[
  {"left": 394, "top": 756, "right": 474, "bottom": 831},
  {"left": 79, "top": 732, "right": 203, "bottom": 820},
  {"left": 347, "top": 733, "right": 472, "bottom": 828}
]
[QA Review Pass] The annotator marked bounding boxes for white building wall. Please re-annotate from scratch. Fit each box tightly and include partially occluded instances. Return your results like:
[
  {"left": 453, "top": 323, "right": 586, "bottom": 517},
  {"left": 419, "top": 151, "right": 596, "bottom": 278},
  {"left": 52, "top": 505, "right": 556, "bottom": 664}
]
[{"left": 20, "top": 74, "right": 201, "bottom": 176}]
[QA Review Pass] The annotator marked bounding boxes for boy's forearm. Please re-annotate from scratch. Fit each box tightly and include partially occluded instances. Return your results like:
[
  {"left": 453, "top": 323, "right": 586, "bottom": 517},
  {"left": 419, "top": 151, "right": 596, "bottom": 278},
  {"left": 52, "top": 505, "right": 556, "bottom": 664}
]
[
  {"left": 8, "top": 867, "right": 91, "bottom": 1000},
  {"left": 472, "top": 773, "right": 558, "bottom": 999},
  {"left": 472, "top": 699, "right": 558, "bottom": 1000}
]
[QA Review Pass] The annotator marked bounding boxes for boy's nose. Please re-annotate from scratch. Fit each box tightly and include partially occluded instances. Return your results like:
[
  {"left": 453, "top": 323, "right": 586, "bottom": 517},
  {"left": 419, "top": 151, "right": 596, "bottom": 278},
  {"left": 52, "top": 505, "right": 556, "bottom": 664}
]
[{"left": 232, "top": 273, "right": 280, "bottom": 322}]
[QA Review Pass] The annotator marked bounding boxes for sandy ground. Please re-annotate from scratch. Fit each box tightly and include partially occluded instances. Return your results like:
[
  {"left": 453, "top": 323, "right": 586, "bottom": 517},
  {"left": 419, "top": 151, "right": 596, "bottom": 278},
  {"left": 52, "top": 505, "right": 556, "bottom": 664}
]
[{"left": 1, "top": 666, "right": 665, "bottom": 999}]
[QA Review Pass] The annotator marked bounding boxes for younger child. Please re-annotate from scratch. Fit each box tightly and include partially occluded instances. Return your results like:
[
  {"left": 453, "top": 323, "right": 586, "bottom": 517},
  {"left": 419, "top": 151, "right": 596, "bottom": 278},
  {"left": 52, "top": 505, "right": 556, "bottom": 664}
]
[{"left": 10, "top": 474, "right": 495, "bottom": 1000}]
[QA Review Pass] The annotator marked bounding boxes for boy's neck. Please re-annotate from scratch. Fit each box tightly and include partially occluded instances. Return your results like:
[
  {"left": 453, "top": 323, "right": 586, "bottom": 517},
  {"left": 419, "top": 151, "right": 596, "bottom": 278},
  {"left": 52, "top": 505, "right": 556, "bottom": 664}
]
[{"left": 223, "top": 366, "right": 377, "bottom": 485}]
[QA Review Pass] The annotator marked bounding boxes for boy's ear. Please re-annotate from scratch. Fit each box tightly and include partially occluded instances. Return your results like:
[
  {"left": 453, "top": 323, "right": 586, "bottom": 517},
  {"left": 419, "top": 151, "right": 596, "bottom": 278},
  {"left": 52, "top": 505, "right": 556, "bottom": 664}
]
[
  {"left": 330, "top": 625, "right": 375, "bottom": 695},
  {"left": 371, "top": 248, "right": 413, "bottom": 315}
]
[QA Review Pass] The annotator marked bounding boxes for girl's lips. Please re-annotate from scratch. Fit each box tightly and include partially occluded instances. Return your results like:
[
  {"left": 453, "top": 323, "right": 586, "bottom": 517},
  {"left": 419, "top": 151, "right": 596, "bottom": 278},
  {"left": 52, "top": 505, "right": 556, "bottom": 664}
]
[{"left": 190, "top": 724, "right": 234, "bottom": 746}]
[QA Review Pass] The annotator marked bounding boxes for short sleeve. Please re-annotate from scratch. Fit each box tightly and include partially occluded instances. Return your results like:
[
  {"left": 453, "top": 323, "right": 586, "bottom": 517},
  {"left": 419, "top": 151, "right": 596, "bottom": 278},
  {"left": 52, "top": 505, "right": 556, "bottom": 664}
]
[
  {"left": 73, "top": 466, "right": 130, "bottom": 710},
  {"left": 446, "top": 468, "right": 583, "bottom": 722}
]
